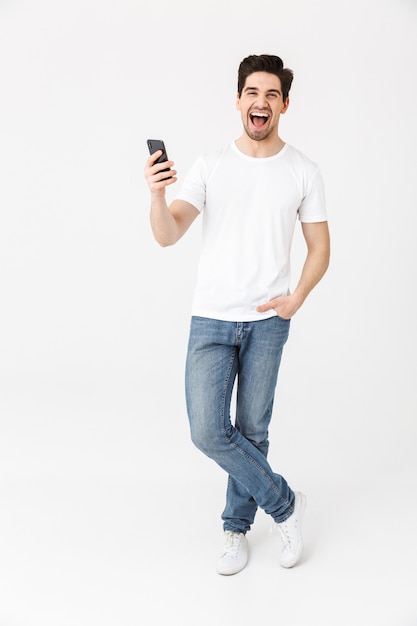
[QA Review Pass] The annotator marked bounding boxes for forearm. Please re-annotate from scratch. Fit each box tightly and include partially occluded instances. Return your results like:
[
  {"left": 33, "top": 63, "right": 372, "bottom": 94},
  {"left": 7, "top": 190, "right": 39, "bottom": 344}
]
[
  {"left": 292, "top": 245, "right": 330, "bottom": 308},
  {"left": 150, "top": 191, "right": 181, "bottom": 247},
  {"left": 291, "top": 220, "right": 330, "bottom": 309}
]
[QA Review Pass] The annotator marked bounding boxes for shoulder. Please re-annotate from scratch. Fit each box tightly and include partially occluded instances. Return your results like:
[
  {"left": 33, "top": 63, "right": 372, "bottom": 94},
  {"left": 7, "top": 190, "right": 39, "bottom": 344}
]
[
  {"left": 192, "top": 143, "right": 230, "bottom": 180},
  {"left": 284, "top": 145, "right": 323, "bottom": 194},
  {"left": 199, "top": 143, "right": 230, "bottom": 167},
  {"left": 284, "top": 144, "right": 320, "bottom": 175}
]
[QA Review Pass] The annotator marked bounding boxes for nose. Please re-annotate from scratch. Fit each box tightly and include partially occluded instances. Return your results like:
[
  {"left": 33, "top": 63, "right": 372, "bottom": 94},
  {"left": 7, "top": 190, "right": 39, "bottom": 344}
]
[{"left": 255, "top": 94, "right": 268, "bottom": 109}]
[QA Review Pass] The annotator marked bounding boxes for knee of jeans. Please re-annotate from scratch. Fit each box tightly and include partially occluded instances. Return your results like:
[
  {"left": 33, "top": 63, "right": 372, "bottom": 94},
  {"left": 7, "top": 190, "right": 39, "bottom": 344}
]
[
  {"left": 190, "top": 427, "right": 213, "bottom": 456},
  {"left": 190, "top": 421, "right": 223, "bottom": 458}
]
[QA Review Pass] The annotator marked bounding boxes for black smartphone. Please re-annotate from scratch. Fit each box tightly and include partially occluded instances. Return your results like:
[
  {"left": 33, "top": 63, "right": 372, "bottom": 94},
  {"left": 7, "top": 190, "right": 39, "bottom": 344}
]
[{"left": 147, "top": 139, "right": 171, "bottom": 178}]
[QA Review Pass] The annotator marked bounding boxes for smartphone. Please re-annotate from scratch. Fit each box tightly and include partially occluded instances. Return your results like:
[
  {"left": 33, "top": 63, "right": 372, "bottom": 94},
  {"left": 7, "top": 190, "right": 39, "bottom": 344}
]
[{"left": 147, "top": 139, "right": 171, "bottom": 178}]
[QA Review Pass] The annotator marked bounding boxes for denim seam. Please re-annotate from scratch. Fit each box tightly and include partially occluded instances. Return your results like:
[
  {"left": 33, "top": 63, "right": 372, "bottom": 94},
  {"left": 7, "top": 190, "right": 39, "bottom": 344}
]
[
  {"left": 219, "top": 345, "right": 291, "bottom": 514},
  {"left": 219, "top": 346, "right": 237, "bottom": 442},
  {"left": 234, "top": 442, "right": 290, "bottom": 506}
]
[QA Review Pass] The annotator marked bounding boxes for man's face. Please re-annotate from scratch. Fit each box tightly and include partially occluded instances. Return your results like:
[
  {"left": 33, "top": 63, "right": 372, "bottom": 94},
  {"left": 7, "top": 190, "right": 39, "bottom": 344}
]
[{"left": 236, "top": 71, "right": 289, "bottom": 141}]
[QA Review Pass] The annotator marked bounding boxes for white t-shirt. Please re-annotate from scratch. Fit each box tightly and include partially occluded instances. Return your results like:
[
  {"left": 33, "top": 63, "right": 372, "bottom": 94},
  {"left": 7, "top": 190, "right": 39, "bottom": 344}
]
[{"left": 175, "top": 141, "right": 327, "bottom": 322}]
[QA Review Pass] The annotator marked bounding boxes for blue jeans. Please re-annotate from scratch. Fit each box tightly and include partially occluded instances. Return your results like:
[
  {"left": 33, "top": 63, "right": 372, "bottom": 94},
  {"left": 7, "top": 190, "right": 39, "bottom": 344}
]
[{"left": 185, "top": 315, "right": 295, "bottom": 533}]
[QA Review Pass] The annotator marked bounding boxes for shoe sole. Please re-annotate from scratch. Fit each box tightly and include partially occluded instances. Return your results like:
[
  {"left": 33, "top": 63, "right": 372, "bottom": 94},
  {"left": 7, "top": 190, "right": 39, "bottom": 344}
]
[{"left": 216, "top": 562, "right": 247, "bottom": 575}]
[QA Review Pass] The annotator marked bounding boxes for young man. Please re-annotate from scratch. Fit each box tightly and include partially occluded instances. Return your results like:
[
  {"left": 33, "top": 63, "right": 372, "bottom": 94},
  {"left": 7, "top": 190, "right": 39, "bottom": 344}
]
[{"left": 144, "top": 54, "right": 330, "bottom": 575}]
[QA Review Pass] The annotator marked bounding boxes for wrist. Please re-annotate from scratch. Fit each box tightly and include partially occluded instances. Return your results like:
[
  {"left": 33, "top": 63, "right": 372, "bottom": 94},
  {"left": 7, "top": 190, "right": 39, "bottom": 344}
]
[
  {"left": 151, "top": 188, "right": 166, "bottom": 199},
  {"left": 290, "top": 289, "right": 306, "bottom": 311}
]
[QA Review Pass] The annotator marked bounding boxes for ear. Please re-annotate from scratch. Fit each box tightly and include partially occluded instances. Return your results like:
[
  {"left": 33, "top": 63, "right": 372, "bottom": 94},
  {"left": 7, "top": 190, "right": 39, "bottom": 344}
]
[
  {"left": 281, "top": 97, "right": 290, "bottom": 114},
  {"left": 236, "top": 93, "right": 241, "bottom": 111}
]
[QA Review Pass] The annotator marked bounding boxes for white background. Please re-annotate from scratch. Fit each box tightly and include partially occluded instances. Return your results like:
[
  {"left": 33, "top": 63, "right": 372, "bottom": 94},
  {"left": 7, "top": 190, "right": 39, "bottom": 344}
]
[{"left": 0, "top": 0, "right": 416, "bottom": 624}]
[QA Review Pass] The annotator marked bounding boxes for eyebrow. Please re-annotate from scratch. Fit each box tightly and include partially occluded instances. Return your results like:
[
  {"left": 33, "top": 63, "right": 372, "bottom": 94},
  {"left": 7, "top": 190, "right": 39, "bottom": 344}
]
[{"left": 243, "top": 86, "right": 282, "bottom": 96}]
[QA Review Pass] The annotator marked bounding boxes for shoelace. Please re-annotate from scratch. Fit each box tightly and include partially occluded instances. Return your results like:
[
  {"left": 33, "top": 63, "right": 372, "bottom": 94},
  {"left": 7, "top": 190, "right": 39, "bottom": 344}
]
[
  {"left": 270, "top": 521, "right": 292, "bottom": 549},
  {"left": 222, "top": 532, "right": 242, "bottom": 558}
]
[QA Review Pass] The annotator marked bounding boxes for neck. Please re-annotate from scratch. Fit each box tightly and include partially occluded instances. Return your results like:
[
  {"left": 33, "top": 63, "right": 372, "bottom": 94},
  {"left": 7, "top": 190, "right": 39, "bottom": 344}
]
[{"left": 235, "top": 134, "right": 285, "bottom": 158}]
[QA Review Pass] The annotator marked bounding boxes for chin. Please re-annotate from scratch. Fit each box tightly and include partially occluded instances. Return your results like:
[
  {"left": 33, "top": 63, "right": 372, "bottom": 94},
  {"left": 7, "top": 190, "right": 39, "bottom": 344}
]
[{"left": 246, "top": 128, "right": 272, "bottom": 142}]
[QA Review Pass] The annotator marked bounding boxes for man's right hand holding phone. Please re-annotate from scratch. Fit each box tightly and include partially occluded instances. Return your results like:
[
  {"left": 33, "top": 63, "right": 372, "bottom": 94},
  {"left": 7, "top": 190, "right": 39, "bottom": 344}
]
[
  {"left": 144, "top": 150, "right": 177, "bottom": 194},
  {"left": 145, "top": 141, "right": 199, "bottom": 246}
]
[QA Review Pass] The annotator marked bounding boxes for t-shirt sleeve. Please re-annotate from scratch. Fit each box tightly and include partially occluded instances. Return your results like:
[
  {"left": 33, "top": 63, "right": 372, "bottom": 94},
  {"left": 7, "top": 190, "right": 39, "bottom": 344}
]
[
  {"left": 174, "top": 156, "right": 207, "bottom": 213},
  {"left": 298, "top": 168, "right": 327, "bottom": 223}
]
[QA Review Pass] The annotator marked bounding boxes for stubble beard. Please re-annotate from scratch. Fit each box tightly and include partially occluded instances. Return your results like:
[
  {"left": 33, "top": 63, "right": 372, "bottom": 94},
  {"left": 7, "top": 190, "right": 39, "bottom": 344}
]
[{"left": 243, "top": 120, "right": 274, "bottom": 142}]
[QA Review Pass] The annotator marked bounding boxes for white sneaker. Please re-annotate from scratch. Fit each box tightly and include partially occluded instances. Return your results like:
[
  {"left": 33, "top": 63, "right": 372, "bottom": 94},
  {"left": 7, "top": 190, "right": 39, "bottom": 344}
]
[
  {"left": 216, "top": 531, "right": 249, "bottom": 575},
  {"left": 273, "top": 492, "right": 306, "bottom": 568}
]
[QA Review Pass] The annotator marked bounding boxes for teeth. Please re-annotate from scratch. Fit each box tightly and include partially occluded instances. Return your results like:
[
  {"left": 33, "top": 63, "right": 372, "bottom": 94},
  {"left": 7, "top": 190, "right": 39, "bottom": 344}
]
[{"left": 251, "top": 112, "right": 268, "bottom": 117}]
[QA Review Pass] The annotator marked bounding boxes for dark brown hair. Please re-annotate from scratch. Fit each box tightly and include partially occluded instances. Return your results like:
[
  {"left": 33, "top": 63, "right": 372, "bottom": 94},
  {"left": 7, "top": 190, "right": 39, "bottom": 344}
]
[{"left": 237, "top": 54, "right": 294, "bottom": 100}]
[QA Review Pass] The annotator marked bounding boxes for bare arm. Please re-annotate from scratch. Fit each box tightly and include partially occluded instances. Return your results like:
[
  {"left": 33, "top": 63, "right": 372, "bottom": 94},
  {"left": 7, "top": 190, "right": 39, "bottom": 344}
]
[
  {"left": 144, "top": 150, "right": 199, "bottom": 247},
  {"left": 256, "top": 221, "right": 330, "bottom": 318}
]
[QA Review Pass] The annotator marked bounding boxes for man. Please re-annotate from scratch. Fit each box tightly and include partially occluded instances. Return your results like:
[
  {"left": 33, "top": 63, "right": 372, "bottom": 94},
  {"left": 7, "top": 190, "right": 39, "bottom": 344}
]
[{"left": 144, "top": 54, "right": 330, "bottom": 575}]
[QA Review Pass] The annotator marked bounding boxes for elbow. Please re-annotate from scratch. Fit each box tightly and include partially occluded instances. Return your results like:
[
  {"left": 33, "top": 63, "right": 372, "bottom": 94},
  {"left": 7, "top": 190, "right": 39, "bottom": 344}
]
[
  {"left": 150, "top": 218, "right": 181, "bottom": 248},
  {"left": 325, "top": 243, "right": 331, "bottom": 270},
  {"left": 157, "top": 239, "right": 175, "bottom": 248},
  {"left": 154, "top": 233, "right": 178, "bottom": 248},
  {"left": 321, "top": 251, "right": 330, "bottom": 277},
  {"left": 151, "top": 225, "right": 178, "bottom": 247}
]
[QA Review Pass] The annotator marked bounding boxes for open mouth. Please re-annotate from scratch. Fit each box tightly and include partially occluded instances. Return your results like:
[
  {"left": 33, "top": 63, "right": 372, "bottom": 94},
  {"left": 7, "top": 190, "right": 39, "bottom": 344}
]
[{"left": 249, "top": 111, "right": 270, "bottom": 128}]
